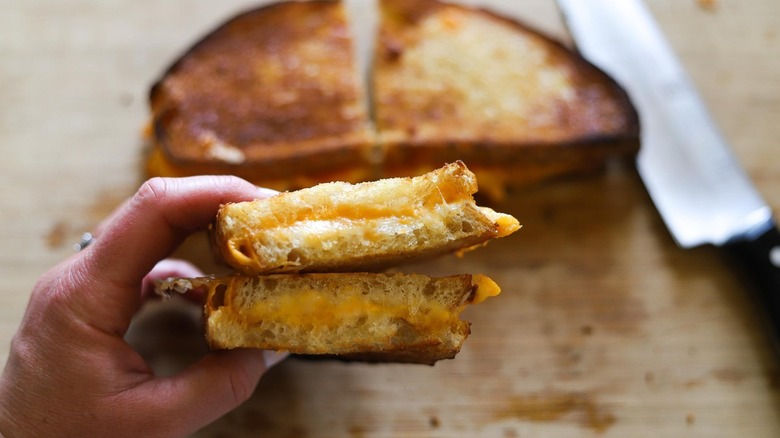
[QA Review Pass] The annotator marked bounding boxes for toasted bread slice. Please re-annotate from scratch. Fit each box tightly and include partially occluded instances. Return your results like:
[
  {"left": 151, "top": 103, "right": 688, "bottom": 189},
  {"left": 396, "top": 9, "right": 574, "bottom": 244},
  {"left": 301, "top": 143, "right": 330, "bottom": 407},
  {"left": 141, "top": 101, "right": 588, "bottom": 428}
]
[
  {"left": 212, "top": 161, "right": 520, "bottom": 275},
  {"left": 147, "top": 1, "right": 375, "bottom": 190},
  {"left": 372, "top": 0, "right": 640, "bottom": 199},
  {"left": 157, "top": 273, "right": 501, "bottom": 365}
]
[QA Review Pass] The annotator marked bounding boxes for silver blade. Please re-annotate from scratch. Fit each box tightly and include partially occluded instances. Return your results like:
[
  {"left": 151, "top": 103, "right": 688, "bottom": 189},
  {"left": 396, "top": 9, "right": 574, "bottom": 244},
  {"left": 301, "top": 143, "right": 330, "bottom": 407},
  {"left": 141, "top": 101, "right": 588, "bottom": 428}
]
[{"left": 557, "top": 0, "right": 771, "bottom": 247}]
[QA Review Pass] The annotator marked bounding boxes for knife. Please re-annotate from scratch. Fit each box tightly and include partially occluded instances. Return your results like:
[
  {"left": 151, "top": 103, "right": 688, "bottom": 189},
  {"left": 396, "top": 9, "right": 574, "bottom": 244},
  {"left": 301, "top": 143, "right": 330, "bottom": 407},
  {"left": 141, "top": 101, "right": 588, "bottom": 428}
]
[{"left": 556, "top": 0, "right": 780, "bottom": 349}]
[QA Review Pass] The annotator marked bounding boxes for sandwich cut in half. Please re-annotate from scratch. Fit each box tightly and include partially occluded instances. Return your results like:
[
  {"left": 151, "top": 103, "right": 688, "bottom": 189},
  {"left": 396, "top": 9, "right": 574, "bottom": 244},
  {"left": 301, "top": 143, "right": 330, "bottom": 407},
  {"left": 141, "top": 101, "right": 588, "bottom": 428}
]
[
  {"left": 145, "top": 0, "right": 640, "bottom": 198},
  {"left": 372, "top": 0, "right": 640, "bottom": 199},
  {"left": 159, "top": 162, "right": 519, "bottom": 364},
  {"left": 146, "top": 0, "right": 375, "bottom": 191}
]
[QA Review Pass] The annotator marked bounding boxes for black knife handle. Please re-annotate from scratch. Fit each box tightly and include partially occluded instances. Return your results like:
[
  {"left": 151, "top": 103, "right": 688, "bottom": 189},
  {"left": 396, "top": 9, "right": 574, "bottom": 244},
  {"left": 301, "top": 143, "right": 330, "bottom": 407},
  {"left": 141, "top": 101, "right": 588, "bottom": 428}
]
[{"left": 722, "top": 222, "right": 780, "bottom": 351}]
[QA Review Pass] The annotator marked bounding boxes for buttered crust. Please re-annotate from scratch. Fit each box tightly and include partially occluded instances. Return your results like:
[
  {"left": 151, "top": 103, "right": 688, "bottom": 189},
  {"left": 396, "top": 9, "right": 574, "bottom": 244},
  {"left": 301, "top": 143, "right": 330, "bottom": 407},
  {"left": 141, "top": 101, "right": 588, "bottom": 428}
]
[
  {"left": 148, "top": 1, "right": 374, "bottom": 183},
  {"left": 373, "top": 0, "right": 639, "bottom": 197},
  {"left": 212, "top": 161, "right": 520, "bottom": 275}
]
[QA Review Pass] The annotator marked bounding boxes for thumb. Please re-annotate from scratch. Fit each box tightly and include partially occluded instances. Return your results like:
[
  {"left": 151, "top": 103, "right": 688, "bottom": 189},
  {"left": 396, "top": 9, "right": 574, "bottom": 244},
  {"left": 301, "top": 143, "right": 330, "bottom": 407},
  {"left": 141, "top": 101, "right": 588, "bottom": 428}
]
[{"left": 133, "top": 349, "right": 288, "bottom": 437}]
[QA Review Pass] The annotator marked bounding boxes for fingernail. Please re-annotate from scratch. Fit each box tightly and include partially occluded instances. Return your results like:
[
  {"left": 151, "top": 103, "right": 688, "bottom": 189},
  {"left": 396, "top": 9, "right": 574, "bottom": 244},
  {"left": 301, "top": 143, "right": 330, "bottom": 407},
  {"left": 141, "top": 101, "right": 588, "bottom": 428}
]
[
  {"left": 255, "top": 187, "right": 280, "bottom": 199},
  {"left": 262, "top": 350, "right": 289, "bottom": 368}
]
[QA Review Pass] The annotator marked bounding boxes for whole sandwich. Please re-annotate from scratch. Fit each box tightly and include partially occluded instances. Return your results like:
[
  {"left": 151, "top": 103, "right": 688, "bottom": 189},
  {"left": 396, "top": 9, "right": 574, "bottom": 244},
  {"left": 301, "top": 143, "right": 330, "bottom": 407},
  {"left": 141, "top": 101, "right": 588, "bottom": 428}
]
[
  {"left": 146, "top": 0, "right": 640, "bottom": 198},
  {"left": 157, "top": 162, "right": 520, "bottom": 365}
]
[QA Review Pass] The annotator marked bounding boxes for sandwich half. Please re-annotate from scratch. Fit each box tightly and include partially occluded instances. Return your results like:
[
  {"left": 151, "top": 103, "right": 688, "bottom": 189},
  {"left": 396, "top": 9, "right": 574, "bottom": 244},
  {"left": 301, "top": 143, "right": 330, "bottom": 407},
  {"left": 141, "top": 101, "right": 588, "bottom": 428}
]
[
  {"left": 146, "top": 0, "right": 375, "bottom": 191},
  {"left": 158, "top": 272, "right": 501, "bottom": 365},
  {"left": 212, "top": 161, "right": 520, "bottom": 275},
  {"left": 372, "top": 0, "right": 640, "bottom": 199}
]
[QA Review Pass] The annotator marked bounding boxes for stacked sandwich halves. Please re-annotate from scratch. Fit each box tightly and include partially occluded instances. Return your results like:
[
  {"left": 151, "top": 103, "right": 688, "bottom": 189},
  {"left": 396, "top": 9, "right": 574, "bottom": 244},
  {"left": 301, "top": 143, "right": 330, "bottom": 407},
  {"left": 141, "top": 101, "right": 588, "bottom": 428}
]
[
  {"left": 158, "top": 162, "right": 520, "bottom": 365},
  {"left": 146, "top": 0, "right": 639, "bottom": 200}
]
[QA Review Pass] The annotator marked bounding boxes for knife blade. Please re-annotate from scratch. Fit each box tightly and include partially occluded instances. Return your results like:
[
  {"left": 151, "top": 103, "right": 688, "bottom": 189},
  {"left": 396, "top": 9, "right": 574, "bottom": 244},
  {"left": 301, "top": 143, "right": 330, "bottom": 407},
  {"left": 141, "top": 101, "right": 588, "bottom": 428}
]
[{"left": 556, "top": 0, "right": 780, "bottom": 348}]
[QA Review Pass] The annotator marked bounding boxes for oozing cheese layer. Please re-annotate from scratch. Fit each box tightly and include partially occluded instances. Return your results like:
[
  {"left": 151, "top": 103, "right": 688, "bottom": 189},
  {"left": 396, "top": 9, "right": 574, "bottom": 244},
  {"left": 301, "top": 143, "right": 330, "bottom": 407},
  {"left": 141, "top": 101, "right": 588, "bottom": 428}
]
[{"left": 247, "top": 289, "right": 456, "bottom": 330}]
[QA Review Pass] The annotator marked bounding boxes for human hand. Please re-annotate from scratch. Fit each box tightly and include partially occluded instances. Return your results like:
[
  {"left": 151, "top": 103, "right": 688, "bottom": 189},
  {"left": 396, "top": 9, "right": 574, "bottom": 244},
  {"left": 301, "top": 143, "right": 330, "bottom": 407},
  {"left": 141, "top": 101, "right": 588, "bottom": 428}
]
[{"left": 0, "top": 176, "right": 287, "bottom": 438}]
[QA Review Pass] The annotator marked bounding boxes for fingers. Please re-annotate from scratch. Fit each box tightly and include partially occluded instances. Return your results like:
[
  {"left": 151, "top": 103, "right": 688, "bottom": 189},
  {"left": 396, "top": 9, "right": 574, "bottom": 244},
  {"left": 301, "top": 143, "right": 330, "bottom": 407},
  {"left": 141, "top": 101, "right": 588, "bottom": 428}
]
[
  {"left": 93, "top": 176, "right": 273, "bottom": 284},
  {"left": 134, "top": 349, "right": 288, "bottom": 437},
  {"left": 90, "top": 182, "right": 278, "bottom": 242},
  {"left": 69, "top": 176, "right": 277, "bottom": 335}
]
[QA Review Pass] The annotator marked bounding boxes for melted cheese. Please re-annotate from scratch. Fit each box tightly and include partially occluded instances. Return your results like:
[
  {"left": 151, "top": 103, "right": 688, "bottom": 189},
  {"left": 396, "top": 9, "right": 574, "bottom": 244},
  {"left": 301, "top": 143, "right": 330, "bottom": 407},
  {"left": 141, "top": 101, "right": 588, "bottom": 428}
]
[
  {"left": 225, "top": 288, "right": 457, "bottom": 330},
  {"left": 471, "top": 274, "right": 501, "bottom": 304},
  {"left": 495, "top": 214, "right": 521, "bottom": 237}
]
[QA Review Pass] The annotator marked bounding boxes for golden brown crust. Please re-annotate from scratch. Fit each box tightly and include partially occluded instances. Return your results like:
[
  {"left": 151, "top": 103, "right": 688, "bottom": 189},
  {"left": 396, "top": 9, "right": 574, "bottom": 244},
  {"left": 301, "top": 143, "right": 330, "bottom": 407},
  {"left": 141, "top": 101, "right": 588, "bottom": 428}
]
[
  {"left": 373, "top": 0, "right": 640, "bottom": 194},
  {"left": 149, "top": 1, "right": 374, "bottom": 183}
]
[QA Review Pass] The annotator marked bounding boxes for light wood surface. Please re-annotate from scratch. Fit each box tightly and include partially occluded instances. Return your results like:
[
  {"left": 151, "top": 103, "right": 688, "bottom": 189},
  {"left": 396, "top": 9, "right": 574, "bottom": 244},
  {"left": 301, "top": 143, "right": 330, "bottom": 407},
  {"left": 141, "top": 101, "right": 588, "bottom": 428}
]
[{"left": 2, "top": 0, "right": 779, "bottom": 436}]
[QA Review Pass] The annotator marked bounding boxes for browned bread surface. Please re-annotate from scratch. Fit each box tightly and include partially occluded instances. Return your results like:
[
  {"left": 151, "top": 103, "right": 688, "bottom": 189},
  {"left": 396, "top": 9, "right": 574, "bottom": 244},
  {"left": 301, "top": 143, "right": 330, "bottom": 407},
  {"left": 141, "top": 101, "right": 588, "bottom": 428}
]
[
  {"left": 146, "top": 0, "right": 639, "bottom": 196},
  {"left": 212, "top": 161, "right": 520, "bottom": 275},
  {"left": 157, "top": 273, "right": 501, "bottom": 365},
  {"left": 148, "top": 0, "right": 374, "bottom": 187},
  {"left": 373, "top": 0, "right": 640, "bottom": 198}
]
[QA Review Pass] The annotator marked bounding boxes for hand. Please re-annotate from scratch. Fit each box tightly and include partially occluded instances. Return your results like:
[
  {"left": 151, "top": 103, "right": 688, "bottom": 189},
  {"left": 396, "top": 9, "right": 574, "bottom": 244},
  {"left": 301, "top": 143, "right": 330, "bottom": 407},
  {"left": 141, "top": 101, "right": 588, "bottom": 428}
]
[{"left": 0, "top": 176, "right": 286, "bottom": 438}]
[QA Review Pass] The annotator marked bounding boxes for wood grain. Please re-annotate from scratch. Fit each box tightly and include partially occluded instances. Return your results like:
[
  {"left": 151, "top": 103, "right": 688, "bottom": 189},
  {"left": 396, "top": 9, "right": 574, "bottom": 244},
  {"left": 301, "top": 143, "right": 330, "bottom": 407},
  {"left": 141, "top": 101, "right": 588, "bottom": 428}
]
[{"left": 1, "top": 0, "right": 779, "bottom": 436}]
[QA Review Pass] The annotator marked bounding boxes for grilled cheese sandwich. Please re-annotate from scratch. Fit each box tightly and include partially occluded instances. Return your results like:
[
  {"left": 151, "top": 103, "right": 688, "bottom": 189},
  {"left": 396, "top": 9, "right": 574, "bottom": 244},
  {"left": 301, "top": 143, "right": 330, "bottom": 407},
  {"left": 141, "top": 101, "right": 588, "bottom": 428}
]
[
  {"left": 159, "top": 273, "right": 501, "bottom": 365},
  {"left": 212, "top": 161, "right": 520, "bottom": 275},
  {"left": 145, "top": 0, "right": 639, "bottom": 197}
]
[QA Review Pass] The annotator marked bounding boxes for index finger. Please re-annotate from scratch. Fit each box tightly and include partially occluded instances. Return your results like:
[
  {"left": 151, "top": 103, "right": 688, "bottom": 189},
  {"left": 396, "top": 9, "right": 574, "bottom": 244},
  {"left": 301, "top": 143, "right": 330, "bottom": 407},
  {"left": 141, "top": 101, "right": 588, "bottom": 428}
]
[{"left": 72, "top": 176, "right": 277, "bottom": 335}]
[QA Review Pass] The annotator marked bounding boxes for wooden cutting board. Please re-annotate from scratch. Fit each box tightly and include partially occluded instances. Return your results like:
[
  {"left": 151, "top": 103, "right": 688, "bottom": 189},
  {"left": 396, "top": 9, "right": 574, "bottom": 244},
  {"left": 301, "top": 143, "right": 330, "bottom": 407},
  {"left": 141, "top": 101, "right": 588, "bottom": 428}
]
[{"left": 2, "top": 0, "right": 779, "bottom": 436}]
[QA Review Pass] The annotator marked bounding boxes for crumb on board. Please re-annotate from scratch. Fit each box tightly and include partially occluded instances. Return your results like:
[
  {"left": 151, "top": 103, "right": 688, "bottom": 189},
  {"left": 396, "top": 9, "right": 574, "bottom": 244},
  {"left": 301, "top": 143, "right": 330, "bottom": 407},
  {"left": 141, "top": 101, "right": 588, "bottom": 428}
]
[{"left": 697, "top": 0, "right": 717, "bottom": 11}]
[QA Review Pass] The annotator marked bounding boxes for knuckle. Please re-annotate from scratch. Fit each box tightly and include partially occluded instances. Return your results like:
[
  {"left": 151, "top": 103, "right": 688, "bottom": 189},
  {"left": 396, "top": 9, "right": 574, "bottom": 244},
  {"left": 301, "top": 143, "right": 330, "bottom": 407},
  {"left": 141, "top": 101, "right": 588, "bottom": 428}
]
[
  {"left": 135, "top": 177, "right": 171, "bottom": 207},
  {"left": 30, "top": 265, "right": 79, "bottom": 313}
]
